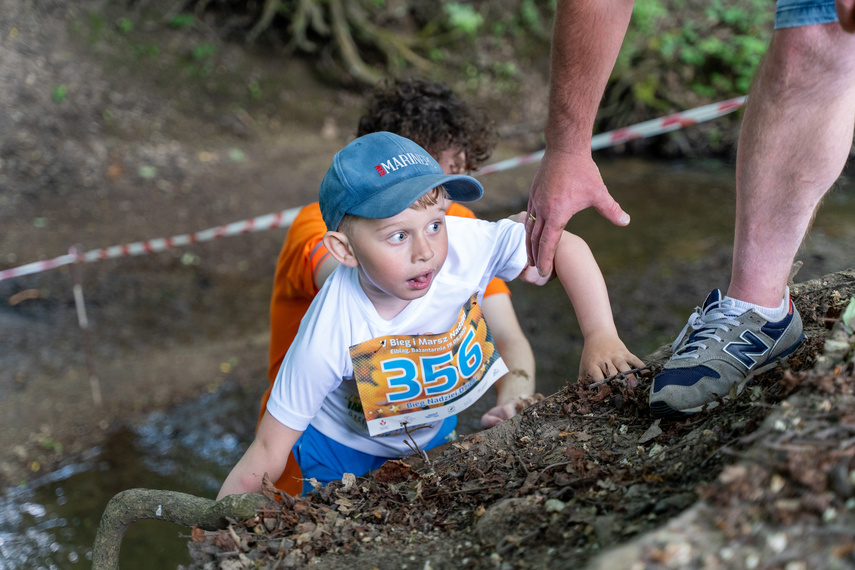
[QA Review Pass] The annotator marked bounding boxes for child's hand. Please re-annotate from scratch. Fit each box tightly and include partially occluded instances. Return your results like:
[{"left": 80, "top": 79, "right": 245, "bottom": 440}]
[
  {"left": 579, "top": 334, "right": 645, "bottom": 386},
  {"left": 480, "top": 394, "right": 544, "bottom": 428},
  {"left": 480, "top": 401, "right": 517, "bottom": 428}
]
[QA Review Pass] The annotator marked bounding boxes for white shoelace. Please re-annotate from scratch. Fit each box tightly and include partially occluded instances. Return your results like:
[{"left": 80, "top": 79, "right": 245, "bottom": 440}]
[{"left": 671, "top": 298, "right": 744, "bottom": 361}]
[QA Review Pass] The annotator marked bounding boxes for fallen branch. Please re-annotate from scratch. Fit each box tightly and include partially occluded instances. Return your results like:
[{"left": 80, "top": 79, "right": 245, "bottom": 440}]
[{"left": 93, "top": 489, "right": 269, "bottom": 570}]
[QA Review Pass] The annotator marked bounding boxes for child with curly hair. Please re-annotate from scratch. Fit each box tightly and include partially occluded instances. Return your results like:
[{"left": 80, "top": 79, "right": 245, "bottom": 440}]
[{"left": 259, "top": 80, "right": 536, "bottom": 495}]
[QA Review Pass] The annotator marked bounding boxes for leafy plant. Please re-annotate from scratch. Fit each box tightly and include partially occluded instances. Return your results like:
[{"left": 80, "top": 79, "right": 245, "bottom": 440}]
[
  {"left": 614, "top": 0, "right": 772, "bottom": 106},
  {"left": 115, "top": 16, "right": 134, "bottom": 34},
  {"left": 192, "top": 42, "right": 216, "bottom": 60},
  {"left": 51, "top": 85, "right": 68, "bottom": 104},
  {"left": 247, "top": 80, "right": 262, "bottom": 100},
  {"left": 444, "top": 3, "right": 484, "bottom": 37},
  {"left": 169, "top": 13, "right": 195, "bottom": 29}
]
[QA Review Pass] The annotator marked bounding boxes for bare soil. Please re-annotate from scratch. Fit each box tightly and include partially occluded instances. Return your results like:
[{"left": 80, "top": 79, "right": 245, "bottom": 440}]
[{"left": 5, "top": 2, "right": 855, "bottom": 570}]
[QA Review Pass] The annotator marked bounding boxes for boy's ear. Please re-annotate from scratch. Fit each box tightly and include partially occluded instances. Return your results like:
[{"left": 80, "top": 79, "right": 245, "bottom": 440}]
[{"left": 323, "top": 231, "right": 359, "bottom": 267}]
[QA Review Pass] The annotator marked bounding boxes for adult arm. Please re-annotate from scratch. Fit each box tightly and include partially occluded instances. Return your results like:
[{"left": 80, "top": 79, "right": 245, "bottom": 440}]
[
  {"left": 218, "top": 412, "right": 302, "bottom": 499},
  {"left": 526, "top": 0, "right": 635, "bottom": 277},
  {"left": 478, "top": 293, "right": 536, "bottom": 428}
]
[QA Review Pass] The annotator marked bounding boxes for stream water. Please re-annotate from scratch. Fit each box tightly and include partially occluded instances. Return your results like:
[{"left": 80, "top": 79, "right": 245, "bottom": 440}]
[{"left": 2, "top": 157, "right": 854, "bottom": 569}]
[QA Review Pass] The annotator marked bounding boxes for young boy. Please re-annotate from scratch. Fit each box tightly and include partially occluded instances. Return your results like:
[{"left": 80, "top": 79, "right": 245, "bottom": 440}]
[
  {"left": 218, "top": 132, "right": 643, "bottom": 499},
  {"left": 260, "top": 80, "right": 536, "bottom": 495}
]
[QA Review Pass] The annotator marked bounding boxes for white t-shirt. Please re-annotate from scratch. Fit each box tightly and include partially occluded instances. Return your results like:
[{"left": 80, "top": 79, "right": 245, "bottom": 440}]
[{"left": 267, "top": 216, "right": 528, "bottom": 457}]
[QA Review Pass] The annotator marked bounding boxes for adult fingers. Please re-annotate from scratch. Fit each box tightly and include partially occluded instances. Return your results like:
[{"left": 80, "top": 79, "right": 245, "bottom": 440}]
[
  {"left": 593, "top": 192, "right": 631, "bottom": 227},
  {"left": 525, "top": 197, "right": 537, "bottom": 266},
  {"left": 534, "top": 221, "right": 563, "bottom": 277}
]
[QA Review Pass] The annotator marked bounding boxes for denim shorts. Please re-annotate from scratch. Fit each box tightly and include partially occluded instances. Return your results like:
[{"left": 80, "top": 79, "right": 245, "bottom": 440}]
[
  {"left": 776, "top": 0, "right": 839, "bottom": 28},
  {"left": 293, "top": 416, "right": 457, "bottom": 494}
]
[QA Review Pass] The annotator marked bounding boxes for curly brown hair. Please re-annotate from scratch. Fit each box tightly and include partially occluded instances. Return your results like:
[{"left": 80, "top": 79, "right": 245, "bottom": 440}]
[{"left": 356, "top": 79, "right": 497, "bottom": 172}]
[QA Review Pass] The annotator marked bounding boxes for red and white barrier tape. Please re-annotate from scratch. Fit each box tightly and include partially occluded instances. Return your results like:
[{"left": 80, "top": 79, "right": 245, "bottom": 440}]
[
  {"left": 0, "top": 208, "right": 300, "bottom": 282},
  {"left": 477, "top": 96, "right": 746, "bottom": 175},
  {"left": 0, "top": 96, "right": 746, "bottom": 283}
]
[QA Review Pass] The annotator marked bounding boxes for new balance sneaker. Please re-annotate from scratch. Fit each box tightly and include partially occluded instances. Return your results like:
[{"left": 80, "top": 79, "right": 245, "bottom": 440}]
[{"left": 649, "top": 289, "right": 805, "bottom": 418}]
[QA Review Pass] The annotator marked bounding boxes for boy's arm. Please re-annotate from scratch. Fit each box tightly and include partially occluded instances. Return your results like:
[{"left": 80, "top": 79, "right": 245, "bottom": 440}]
[
  {"left": 479, "top": 293, "right": 536, "bottom": 428},
  {"left": 518, "top": 230, "right": 644, "bottom": 381},
  {"left": 218, "top": 412, "right": 302, "bottom": 500}
]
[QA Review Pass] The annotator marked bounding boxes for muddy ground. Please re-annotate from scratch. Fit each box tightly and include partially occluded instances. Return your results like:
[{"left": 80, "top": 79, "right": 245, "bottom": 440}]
[{"left": 4, "top": 2, "right": 855, "bottom": 569}]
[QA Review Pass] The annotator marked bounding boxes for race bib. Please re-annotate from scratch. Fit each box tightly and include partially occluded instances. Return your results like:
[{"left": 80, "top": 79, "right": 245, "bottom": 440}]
[{"left": 350, "top": 294, "right": 507, "bottom": 436}]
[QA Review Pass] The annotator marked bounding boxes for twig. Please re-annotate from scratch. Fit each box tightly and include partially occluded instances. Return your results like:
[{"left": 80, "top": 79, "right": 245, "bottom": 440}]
[
  {"left": 540, "top": 460, "right": 571, "bottom": 473},
  {"left": 423, "top": 484, "right": 505, "bottom": 499},
  {"left": 497, "top": 529, "right": 542, "bottom": 555},
  {"left": 587, "top": 365, "right": 652, "bottom": 389},
  {"left": 514, "top": 453, "right": 530, "bottom": 475},
  {"left": 402, "top": 422, "right": 430, "bottom": 465}
]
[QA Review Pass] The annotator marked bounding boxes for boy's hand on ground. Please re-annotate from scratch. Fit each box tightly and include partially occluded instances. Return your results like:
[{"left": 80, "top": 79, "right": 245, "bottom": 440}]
[
  {"left": 480, "top": 394, "right": 544, "bottom": 428},
  {"left": 480, "top": 401, "right": 518, "bottom": 428},
  {"left": 579, "top": 335, "right": 645, "bottom": 387}
]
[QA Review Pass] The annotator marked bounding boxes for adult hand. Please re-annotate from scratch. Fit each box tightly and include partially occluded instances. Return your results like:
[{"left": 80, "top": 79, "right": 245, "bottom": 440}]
[{"left": 525, "top": 149, "right": 630, "bottom": 276}]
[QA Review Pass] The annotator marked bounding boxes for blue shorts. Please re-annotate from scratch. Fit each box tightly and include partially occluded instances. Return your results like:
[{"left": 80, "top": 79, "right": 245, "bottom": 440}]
[
  {"left": 292, "top": 416, "right": 457, "bottom": 494},
  {"left": 776, "top": 0, "right": 838, "bottom": 28}
]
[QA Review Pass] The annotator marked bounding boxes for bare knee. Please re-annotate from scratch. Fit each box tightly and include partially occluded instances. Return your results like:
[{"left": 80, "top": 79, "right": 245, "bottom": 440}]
[{"left": 761, "top": 23, "right": 855, "bottom": 97}]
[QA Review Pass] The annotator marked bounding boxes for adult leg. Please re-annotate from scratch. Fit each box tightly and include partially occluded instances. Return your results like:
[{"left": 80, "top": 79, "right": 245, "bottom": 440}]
[
  {"left": 650, "top": 14, "right": 855, "bottom": 419},
  {"left": 728, "top": 22, "right": 855, "bottom": 307}
]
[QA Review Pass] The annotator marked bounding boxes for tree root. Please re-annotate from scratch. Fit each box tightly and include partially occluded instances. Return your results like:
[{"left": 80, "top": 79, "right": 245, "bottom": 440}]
[
  {"left": 193, "top": 0, "right": 435, "bottom": 84},
  {"left": 92, "top": 488, "right": 269, "bottom": 570}
]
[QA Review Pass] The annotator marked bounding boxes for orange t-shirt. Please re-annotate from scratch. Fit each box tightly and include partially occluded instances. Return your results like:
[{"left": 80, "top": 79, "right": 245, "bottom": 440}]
[{"left": 259, "top": 202, "right": 511, "bottom": 494}]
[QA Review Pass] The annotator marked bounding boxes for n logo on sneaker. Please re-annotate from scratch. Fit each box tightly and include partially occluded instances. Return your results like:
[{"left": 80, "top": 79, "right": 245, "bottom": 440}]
[{"left": 724, "top": 331, "right": 769, "bottom": 369}]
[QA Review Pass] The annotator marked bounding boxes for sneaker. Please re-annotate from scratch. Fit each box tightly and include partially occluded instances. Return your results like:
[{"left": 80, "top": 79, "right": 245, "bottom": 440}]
[{"left": 649, "top": 289, "right": 805, "bottom": 418}]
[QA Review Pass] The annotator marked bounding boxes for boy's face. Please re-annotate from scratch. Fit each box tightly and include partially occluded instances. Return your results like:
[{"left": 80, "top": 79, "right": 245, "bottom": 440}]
[
  {"left": 436, "top": 147, "right": 466, "bottom": 175},
  {"left": 345, "top": 197, "right": 449, "bottom": 309}
]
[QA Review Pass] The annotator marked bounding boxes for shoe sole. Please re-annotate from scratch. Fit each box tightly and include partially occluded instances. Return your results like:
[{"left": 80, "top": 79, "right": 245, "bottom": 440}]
[{"left": 650, "top": 333, "right": 805, "bottom": 419}]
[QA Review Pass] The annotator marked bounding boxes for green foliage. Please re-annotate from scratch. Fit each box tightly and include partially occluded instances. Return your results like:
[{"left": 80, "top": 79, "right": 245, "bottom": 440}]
[
  {"left": 247, "top": 80, "right": 262, "bottom": 100},
  {"left": 615, "top": 0, "right": 772, "bottom": 105},
  {"left": 491, "top": 0, "right": 554, "bottom": 40},
  {"left": 519, "top": 0, "right": 547, "bottom": 37},
  {"left": 192, "top": 42, "right": 217, "bottom": 60},
  {"left": 131, "top": 44, "right": 160, "bottom": 59},
  {"left": 39, "top": 437, "right": 63, "bottom": 454},
  {"left": 444, "top": 3, "right": 484, "bottom": 37},
  {"left": 633, "top": 0, "right": 667, "bottom": 35},
  {"left": 115, "top": 16, "right": 134, "bottom": 34},
  {"left": 51, "top": 85, "right": 68, "bottom": 104},
  {"left": 169, "top": 13, "right": 195, "bottom": 29},
  {"left": 187, "top": 42, "right": 217, "bottom": 76},
  {"left": 87, "top": 12, "right": 104, "bottom": 44}
]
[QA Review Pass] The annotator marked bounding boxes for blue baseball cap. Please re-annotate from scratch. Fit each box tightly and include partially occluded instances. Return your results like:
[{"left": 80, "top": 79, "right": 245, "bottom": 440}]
[{"left": 319, "top": 132, "right": 484, "bottom": 231}]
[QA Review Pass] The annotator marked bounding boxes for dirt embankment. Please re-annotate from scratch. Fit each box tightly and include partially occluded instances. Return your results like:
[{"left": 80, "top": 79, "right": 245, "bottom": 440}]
[{"left": 181, "top": 271, "right": 855, "bottom": 570}]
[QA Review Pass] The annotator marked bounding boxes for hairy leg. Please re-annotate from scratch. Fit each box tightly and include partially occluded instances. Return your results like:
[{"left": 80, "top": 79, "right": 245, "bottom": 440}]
[{"left": 728, "top": 22, "right": 855, "bottom": 306}]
